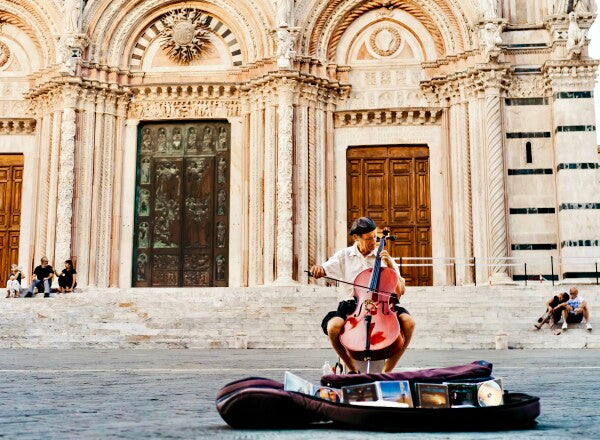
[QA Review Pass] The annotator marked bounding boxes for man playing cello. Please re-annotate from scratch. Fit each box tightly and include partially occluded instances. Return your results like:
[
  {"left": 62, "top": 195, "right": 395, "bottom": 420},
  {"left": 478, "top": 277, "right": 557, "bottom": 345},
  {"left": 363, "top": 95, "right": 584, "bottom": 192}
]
[{"left": 310, "top": 217, "right": 415, "bottom": 374}]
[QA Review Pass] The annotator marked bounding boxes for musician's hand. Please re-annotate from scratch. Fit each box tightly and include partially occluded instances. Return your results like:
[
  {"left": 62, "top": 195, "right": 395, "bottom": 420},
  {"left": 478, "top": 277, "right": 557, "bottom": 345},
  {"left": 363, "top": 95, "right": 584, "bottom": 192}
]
[
  {"left": 380, "top": 250, "right": 394, "bottom": 267},
  {"left": 310, "top": 265, "right": 326, "bottom": 279}
]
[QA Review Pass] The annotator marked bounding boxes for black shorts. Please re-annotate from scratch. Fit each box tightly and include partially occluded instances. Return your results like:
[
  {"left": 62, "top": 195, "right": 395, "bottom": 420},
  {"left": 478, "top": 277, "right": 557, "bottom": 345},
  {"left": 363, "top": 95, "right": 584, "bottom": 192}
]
[
  {"left": 321, "top": 299, "right": 410, "bottom": 335},
  {"left": 566, "top": 312, "right": 584, "bottom": 324}
]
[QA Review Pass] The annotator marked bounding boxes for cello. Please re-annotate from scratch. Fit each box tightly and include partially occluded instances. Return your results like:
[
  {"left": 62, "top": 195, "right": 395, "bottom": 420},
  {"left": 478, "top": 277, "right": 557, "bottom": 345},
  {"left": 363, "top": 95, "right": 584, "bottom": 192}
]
[{"left": 339, "top": 228, "right": 404, "bottom": 364}]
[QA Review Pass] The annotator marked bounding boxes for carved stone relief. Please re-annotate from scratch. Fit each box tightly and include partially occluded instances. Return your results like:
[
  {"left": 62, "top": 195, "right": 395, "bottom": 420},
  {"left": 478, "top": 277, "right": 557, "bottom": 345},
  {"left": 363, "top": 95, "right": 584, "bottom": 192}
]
[{"left": 0, "top": 41, "right": 10, "bottom": 69}]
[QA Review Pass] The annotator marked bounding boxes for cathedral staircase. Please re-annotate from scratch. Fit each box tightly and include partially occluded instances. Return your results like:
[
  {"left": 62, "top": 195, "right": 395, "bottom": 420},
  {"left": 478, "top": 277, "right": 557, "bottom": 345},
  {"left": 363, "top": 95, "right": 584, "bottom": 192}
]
[{"left": 1, "top": 285, "right": 598, "bottom": 349}]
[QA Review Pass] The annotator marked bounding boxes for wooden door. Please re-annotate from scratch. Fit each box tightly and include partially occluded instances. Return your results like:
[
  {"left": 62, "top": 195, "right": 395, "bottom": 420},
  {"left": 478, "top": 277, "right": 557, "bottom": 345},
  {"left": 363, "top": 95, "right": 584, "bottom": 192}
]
[
  {"left": 0, "top": 155, "right": 23, "bottom": 287},
  {"left": 347, "top": 146, "right": 432, "bottom": 286},
  {"left": 133, "top": 122, "right": 230, "bottom": 287}
]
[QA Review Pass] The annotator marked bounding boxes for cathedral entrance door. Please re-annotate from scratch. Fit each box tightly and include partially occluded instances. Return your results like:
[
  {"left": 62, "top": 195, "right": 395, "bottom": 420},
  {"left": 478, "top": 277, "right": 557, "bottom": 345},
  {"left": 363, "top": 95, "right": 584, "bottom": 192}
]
[
  {"left": 0, "top": 154, "right": 23, "bottom": 287},
  {"left": 347, "top": 146, "right": 432, "bottom": 286},
  {"left": 133, "top": 122, "right": 230, "bottom": 287}
]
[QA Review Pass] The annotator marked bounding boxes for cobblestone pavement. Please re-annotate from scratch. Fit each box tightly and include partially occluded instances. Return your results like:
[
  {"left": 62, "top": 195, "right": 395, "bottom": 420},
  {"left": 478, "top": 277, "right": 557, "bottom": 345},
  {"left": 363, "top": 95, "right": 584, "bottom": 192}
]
[{"left": 1, "top": 349, "right": 599, "bottom": 439}]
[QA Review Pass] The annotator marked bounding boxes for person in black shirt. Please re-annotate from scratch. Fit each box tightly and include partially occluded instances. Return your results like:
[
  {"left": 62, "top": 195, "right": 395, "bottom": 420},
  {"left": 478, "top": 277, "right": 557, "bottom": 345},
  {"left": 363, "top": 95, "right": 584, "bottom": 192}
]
[
  {"left": 58, "top": 260, "right": 77, "bottom": 293},
  {"left": 25, "top": 257, "right": 54, "bottom": 298},
  {"left": 534, "top": 292, "right": 570, "bottom": 334}
]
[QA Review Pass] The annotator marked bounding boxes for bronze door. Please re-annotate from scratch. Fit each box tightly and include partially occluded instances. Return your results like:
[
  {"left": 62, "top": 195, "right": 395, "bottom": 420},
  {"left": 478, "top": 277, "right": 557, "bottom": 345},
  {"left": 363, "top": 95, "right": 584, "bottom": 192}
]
[
  {"left": 0, "top": 155, "right": 23, "bottom": 287},
  {"left": 347, "top": 146, "right": 432, "bottom": 286},
  {"left": 133, "top": 122, "right": 230, "bottom": 287}
]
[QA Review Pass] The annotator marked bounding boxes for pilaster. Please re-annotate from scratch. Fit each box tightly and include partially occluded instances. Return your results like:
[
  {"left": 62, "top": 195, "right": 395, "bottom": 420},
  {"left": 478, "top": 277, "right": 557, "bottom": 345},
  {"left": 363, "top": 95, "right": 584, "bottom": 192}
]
[
  {"left": 274, "top": 78, "right": 296, "bottom": 285},
  {"left": 544, "top": 59, "right": 600, "bottom": 282}
]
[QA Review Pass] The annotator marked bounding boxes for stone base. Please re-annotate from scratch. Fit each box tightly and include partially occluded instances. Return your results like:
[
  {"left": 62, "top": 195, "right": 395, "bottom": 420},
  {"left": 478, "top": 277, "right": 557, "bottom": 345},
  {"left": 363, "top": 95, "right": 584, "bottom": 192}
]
[{"left": 0, "top": 285, "right": 599, "bottom": 349}]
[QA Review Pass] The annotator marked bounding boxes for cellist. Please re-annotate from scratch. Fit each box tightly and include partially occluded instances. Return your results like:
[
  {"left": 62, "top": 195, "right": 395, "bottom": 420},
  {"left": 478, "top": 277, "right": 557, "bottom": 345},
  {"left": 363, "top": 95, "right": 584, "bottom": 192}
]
[{"left": 310, "top": 217, "right": 415, "bottom": 374}]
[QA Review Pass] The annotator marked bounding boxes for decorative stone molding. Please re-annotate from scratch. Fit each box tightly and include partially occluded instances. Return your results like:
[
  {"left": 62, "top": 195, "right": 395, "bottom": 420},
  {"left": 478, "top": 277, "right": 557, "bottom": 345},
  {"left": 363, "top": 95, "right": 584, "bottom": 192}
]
[
  {"left": 543, "top": 59, "right": 600, "bottom": 93},
  {"left": 0, "top": 119, "right": 36, "bottom": 134},
  {"left": 507, "top": 74, "right": 547, "bottom": 98},
  {"left": 128, "top": 99, "right": 240, "bottom": 119},
  {"left": 127, "top": 83, "right": 240, "bottom": 119},
  {"left": 334, "top": 108, "right": 443, "bottom": 127}
]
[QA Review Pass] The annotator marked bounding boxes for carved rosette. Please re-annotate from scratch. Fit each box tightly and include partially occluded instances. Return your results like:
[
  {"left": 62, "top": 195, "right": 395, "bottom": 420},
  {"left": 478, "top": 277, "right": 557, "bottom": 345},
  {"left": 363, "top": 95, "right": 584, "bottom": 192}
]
[
  {"left": 55, "top": 106, "right": 77, "bottom": 267},
  {"left": 275, "top": 80, "right": 296, "bottom": 283},
  {"left": 159, "top": 8, "right": 210, "bottom": 64}
]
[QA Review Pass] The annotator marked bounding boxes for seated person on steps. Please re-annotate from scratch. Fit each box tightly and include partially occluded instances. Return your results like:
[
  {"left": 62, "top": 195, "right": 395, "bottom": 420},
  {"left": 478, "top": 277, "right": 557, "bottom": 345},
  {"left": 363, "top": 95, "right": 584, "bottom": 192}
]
[
  {"left": 5, "top": 264, "right": 23, "bottom": 298},
  {"left": 562, "top": 287, "right": 592, "bottom": 331},
  {"left": 534, "top": 291, "right": 569, "bottom": 334},
  {"left": 25, "top": 257, "right": 54, "bottom": 298},
  {"left": 310, "top": 217, "right": 415, "bottom": 374}
]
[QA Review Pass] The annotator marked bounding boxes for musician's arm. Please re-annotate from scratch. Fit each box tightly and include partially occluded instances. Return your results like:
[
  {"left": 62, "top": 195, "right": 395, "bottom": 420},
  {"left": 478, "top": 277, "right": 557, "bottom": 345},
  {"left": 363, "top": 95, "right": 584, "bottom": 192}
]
[
  {"left": 312, "top": 250, "right": 344, "bottom": 280},
  {"left": 395, "top": 276, "right": 406, "bottom": 296}
]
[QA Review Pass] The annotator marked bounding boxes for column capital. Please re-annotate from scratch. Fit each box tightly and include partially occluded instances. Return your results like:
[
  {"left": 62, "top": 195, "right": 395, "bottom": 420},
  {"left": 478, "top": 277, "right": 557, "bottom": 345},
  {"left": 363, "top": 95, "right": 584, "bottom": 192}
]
[{"left": 543, "top": 59, "right": 600, "bottom": 93}]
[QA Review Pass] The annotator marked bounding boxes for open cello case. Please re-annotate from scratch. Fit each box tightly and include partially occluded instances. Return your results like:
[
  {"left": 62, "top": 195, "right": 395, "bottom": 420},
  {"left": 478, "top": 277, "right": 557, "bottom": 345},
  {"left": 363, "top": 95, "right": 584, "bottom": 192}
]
[
  {"left": 216, "top": 360, "right": 541, "bottom": 432},
  {"left": 217, "top": 227, "right": 540, "bottom": 431}
]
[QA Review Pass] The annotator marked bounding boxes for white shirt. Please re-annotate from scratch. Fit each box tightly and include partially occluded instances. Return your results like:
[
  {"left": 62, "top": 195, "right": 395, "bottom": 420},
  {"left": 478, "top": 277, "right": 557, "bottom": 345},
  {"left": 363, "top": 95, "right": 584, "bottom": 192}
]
[
  {"left": 322, "top": 242, "right": 402, "bottom": 297},
  {"left": 6, "top": 279, "right": 20, "bottom": 291}
]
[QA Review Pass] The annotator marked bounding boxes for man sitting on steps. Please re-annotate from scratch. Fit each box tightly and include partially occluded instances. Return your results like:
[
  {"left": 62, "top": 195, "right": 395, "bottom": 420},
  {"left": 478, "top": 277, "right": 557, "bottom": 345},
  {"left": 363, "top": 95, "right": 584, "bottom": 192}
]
[{"left": 562, "top": 287, "right": 592, "bottom": 332}]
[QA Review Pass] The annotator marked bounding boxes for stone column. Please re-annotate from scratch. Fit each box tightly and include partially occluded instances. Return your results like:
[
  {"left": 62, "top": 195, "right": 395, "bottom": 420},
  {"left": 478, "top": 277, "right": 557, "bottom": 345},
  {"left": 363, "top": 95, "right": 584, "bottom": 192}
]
[
  {"left": 468, "top": 90, "right": 489, "bottom": 285},
  {"left": 296, "top": 100, "right": 309, "bottom": 284},
  {"left": 55, "top": 103, "right": 77, "bottom": 268},
  {"left": 482, "top": 71, "right": 512, "bottom": 283},
  {"left": 449, "top": 98, "right": 465, "bottom": 284},
  {"left": 33, "top": 113, "right": 52, "bottom": 262},
  {"left": 88, "top": 92, "right": 105, "bottom": 286},
  {"left": 118, "top": 118, "right": 139, "bottom": 288},
  {"left": 263, "top": 97, "right": 277, "bottom": 284},
  {"left": 45, "top": 111, "right": 62, "bottom": 264},
  {"left": 109, "top": 98, "right": 127, "bottom": 287},
  {"left": 545, "top": 60, "right": 600, "bottom": 282},
  {"left": 448, "top": 86, "right": 473, "bottom": 285},
  {"left": 95, "top": 94, "right": 116, "bottom": 287},
  {"left": 75, "top": 91, "right": 97, "bottom": 286},
  {"left": 315, "top": 100, "right": 327, "bottom": 268},
  {"left": 274, "top": 79, "right": 296, "bottom": 285},
  {"left": 248, "top": 95, "right": 264, "bottom": 286}
]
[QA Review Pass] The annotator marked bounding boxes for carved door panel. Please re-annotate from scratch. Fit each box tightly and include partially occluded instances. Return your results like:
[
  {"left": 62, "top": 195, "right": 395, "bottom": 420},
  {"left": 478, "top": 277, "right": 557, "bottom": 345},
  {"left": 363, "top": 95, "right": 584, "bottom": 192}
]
[
  {"left": 347, "top": 146, "right": 432, "bottom": 286},
  {"left": 0, "top": 155, "right": 23, "bottom": 287},
  {"left": 133, "top": 122, "right": 230, "bottom": 287}
]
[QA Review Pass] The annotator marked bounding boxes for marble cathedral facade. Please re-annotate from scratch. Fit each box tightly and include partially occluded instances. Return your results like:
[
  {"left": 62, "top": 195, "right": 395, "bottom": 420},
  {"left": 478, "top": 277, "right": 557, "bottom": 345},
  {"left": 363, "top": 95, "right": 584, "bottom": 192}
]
[{"left": 0, "top": 0, "right": 599, "bottom": 290}]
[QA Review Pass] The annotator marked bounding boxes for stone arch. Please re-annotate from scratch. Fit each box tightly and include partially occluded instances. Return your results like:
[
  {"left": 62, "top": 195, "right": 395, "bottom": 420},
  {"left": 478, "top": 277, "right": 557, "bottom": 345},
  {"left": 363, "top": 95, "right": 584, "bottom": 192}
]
[
  {"left": 298, "top": 0, "right": 476, "bottom": 61},
  {"left": 336, "top": 10, "right": 439, "bottom": 64},
  {"left": 128, "top": 12, "right": 243, "bottom": 70},
  {"left": 86, "top": 0, "right": 269, "bottom": 68},
  {"left": 0, "top": 2, "right": 57, "bottom": 66}
]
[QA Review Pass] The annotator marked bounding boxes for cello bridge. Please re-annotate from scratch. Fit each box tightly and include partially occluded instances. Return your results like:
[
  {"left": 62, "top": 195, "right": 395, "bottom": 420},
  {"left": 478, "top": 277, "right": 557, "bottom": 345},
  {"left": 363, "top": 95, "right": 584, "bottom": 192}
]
[{"left": 363, "top": 299, "right": 378, "bottom": 312}]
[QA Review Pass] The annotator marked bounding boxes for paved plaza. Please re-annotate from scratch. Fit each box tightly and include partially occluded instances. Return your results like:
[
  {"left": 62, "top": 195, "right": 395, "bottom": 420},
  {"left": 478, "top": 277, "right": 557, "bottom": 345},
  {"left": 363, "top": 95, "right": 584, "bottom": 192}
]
[{"left": 0, "top": 349, "right": 599, "bottom": 439}]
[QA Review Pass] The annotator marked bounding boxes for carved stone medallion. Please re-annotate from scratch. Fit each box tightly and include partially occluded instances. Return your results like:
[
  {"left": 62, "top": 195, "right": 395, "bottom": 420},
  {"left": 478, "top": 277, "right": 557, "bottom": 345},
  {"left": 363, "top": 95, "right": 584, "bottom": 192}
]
[
  {"left": 160, "top": 8, "right": 211, "bottom": 64},
  {"left": 369, "top": 27, "right": 401, "bottom": 57}
]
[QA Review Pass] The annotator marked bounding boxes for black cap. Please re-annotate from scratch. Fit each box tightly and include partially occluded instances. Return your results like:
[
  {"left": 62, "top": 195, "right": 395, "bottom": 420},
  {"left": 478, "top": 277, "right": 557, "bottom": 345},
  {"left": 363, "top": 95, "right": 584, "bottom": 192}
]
[{"left": 349, "top": 217, "right": 377, "bottom": 235}]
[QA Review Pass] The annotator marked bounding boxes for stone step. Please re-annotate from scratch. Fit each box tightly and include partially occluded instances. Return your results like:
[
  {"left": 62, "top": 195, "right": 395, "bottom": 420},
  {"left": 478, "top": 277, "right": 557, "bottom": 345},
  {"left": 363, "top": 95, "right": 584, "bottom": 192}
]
[{"left": 1, "top": 285, "right": 598, "bottom": 349}]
